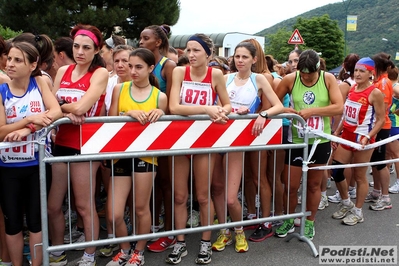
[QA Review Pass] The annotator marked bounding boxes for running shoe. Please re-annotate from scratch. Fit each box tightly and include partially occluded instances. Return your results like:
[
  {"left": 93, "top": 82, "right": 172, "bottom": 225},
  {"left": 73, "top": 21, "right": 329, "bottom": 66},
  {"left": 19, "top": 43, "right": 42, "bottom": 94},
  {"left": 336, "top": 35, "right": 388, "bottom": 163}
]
[
  {"left": 389, "top": 180, "right": 399, "bottom": 194},
  {"left": 369, "top": 198, "right": 392, "bottom": 211},
  {"left": 304, "top": 220, "right": 315, "bottom": 240},
  {"left": 390, "top": 164, "right": 395, "bottom": 174},
  {"left": 332, "top": 201, "right": 354, "bottom": 219},
  {"left": 342, "top": 209, "right": 364, "bottom": 225},
  {"left": 294, "top": 217, "right": 301, "bottom": 227},
  {"left": 76, "top": 256, "right": 96, "bottom": 266},
  {"left": 49, "top": 252, "right": 68, "bottom": 266},
  {"left": 165, "top": 242, "right": 187, "bottom": 264},
  {"left": 326, "top": 178, "right": 332, "bottom": 189},
  {"left": 274, "top": 219, "right": 295, "bottom": 238},
  {"left": 211, "top": 229, "right": 232, "bottom": 251},
  {"left": 126, "top": 252, "right": 144, "bottom": 266},
  {"left": 349, "top": 188, "right": 357, "bottom": 199},
  {"left": 234, "top": 230, "right": 248, "bottom": 253},
  {"left": 248, "top": 224, "right": 273, "bottom": 242},
  {"left": 318, "top": 195, "right": 329, "bottom": 210},
  {"left": 73, "top": 233, "right": 86, "bottom": 251},
  {"left": 369, "top": 181, "right": 374, "bottom": 187},
  {"left": 242, "top": 216, "right": 258, "bottom": 231},
  {"left": 364, "top": 192, "right": 379, "bottom": 203},
  {"left": 328, "top": 190, "right": 342, "bottom": 203},
  {"left": 99, "top": 244, "right": 119, "bottom": 257},
  {"left": 147, "top": 237, "right": 176, "bottom": 253},
  {"left": 106, "top": 250, "right": 130, "bottom": 266},
  {"left": 64, "top": 226, "right": 84, "bottom": 244},
  {"left": 186, "top": 210, "right": 200, "bottom": 228},
  {"left": 195, "top": 241, "right": 212, "bottom": 264}
]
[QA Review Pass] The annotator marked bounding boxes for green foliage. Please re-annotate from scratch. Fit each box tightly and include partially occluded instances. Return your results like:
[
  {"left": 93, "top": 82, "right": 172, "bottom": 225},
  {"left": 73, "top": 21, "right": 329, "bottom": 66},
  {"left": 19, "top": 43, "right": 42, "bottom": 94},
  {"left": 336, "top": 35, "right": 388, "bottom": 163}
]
[
  {"left": 257, "top": 0, "right": 399, "bottom": 69},
  {"left": 265, "top": 15, "right": 344, "bottom": 70},
  {"left": 0, "top": 0, "right": 180, "bottom": 39},
  {"left": 0, "top": 25, "right": 22, "bottom": 40}
]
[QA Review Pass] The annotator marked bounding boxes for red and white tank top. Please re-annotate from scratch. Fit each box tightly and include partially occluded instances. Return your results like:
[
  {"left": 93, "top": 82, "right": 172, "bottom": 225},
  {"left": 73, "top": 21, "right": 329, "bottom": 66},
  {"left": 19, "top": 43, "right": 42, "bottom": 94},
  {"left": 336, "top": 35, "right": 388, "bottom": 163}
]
[
  {"left": 55, "top": 64, "right": 105, "bottom": 150},
  {"left": 343, "top": 84, "right": 376, "bottom": 135},
  {"left": 180, "top": 66, "right": 216, "bottom": 106}
]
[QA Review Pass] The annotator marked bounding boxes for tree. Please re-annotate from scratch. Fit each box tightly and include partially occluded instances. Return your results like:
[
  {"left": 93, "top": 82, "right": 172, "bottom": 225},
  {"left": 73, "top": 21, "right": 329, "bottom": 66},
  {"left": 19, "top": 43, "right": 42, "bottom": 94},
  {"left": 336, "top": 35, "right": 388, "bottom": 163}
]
[
  {"left": 265, "top": 15, "right": 345, "bottom": 70},
  {"left": 0, "top": 25, "right": 22, "bottom": 40},
  {"left": 0, "top": 0, "right": 180, "bottom": 39},
  {"left": 265, "top": 28, "right": 294, "bottom": 63},
  {"left": 294, "top": 15, "right": 344, "bottom": 70}
]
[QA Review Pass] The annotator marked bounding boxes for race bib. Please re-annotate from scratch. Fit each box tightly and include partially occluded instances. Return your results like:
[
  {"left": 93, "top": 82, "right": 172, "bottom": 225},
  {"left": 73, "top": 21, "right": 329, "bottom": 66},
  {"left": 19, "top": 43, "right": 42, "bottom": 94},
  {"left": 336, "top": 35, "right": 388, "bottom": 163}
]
[
  {"left": 180, "top": 81, "right": 212, "bottom": 106},
  {"left": 344, "top": 100, "right": 361, "bottom": 125},
  {"left": 56, "top": 88, "right": 86, "bottom": 103},
  {"left": 297, "top": 116, "right": 324, "bottom": 138},
  {"left": 0, "top": 135, "right": 35, "bottom": 163}
]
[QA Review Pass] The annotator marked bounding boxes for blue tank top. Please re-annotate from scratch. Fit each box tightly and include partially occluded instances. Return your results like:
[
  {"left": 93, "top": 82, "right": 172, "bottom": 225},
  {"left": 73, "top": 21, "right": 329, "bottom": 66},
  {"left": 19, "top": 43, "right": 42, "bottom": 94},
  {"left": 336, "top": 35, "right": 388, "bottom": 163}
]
[
  {"left": 152, "top": 56, "right": 169, "bottom": 93},
  {"left": 226, "top": 73, "right": 260, "bottom": 113},
  {"left": 0, "top": 77, "right": 45, "bottom": 167}
]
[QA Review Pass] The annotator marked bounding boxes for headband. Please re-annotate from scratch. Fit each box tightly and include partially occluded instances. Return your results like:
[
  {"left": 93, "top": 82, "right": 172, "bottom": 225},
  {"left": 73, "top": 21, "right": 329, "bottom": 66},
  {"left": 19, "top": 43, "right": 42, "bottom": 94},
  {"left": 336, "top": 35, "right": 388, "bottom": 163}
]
[
  {"left": 75, "top": 29, "right": 99, "bottom": 47},
  {"left": 188, "top": 35, "right": 212, "bottom": 56},
  {"left": 355, "top": 57, "right": 375, "bottom": 71},
  {"left": 105, "top": 37, "right": 115, "bottom": 49},
  {"left": 301, "top": 60, "right": 321, "bottom": 74},
  {"left": 160, "top": 25, "right": 168, "bottom": 35},
  {"left": 208, "top": 61, "right": 230, "bottom": 71}
]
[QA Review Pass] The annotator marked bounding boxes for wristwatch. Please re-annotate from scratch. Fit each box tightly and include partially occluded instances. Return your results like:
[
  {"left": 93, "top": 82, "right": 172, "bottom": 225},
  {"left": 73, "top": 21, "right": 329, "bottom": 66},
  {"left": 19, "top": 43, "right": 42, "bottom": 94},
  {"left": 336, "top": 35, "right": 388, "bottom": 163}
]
[{"left": 259, "top": 111, "right": 268, "bottom": 118}]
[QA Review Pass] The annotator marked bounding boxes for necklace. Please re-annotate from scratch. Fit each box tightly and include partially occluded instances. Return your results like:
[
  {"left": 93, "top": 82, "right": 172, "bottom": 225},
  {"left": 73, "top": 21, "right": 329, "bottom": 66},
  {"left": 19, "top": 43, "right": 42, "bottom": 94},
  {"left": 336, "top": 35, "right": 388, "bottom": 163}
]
[
  {"left": 133, "top": 82, "right": 150, "bottom": 89},
  {"left": 236, "top": 73, "right": 251, "bottom": 80}
]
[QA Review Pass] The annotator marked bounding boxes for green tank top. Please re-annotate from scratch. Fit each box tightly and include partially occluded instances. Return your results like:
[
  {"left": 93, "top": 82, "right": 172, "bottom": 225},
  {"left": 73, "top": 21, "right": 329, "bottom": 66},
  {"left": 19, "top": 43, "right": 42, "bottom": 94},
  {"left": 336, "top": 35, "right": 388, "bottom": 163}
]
[{"left": 290, "top": 71, "right": 331, "bottom": 144}]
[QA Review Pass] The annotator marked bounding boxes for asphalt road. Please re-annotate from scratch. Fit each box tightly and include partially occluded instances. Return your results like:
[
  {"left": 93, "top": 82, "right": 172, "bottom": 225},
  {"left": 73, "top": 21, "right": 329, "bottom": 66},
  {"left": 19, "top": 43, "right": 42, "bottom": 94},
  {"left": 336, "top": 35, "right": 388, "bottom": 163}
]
[{"left": 25, "top": 167, "right": 399, "bottom": 266}]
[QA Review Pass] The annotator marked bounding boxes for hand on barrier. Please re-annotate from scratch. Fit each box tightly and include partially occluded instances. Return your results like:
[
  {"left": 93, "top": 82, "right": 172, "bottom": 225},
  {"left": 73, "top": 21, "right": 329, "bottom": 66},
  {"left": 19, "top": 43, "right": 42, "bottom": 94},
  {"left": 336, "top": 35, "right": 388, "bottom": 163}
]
[
  {"left": 235, "top": 106, "right": 250, "bottom": 115},
  {"left": 4, "top": 128, "right": 31, "bottom": 142},
  {"left": 252, "top": 115, "right": 266, "bottom": 136},
  {"left": 29, "top": 110, "right": 53, "bottom": 126},
  {"left": 124, "top": 110, "right": 148, "bottom": 125},
  {"left": 298, "top": 108, "right": 314, "bottom": 120},
  {"left": 206, "top": 106, "right": 229, "bottom": 124},
  {"left": 64, "top": 113, "right": 85, "bottom": 125},
  {"left": 147, "top": 109, "right": 164, "bottom": 123}
]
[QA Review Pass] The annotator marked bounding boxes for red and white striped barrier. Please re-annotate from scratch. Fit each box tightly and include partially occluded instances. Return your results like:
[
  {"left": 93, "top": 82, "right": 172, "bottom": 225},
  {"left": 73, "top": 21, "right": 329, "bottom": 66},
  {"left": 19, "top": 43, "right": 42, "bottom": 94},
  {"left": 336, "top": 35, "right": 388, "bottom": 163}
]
[{"left": 80, "top": 119, "right": 282, "bottom": 154}]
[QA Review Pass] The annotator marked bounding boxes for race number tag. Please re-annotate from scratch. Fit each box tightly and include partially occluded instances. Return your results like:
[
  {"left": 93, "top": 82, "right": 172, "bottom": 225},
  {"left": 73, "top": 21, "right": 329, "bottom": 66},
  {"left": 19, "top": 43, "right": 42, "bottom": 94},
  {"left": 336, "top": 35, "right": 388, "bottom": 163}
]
[
  {"left": 297, "top": 116, "right": 324, "bottom": 138},
  {"left": 0, "top": 134, "right": 35, "bottom": 163},
  {"left": 180, "top": 81, "right": 212, "bottom": 106},
  {"left": 344, "top": 100, "right": 361, "bottom": 125}
]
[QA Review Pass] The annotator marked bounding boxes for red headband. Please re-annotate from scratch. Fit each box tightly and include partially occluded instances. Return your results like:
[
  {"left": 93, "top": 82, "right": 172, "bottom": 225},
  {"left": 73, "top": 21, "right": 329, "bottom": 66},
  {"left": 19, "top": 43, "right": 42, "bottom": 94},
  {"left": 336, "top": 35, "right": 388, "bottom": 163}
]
[{"left": 74, "top": 29, "right": 99, "bottom": 46}]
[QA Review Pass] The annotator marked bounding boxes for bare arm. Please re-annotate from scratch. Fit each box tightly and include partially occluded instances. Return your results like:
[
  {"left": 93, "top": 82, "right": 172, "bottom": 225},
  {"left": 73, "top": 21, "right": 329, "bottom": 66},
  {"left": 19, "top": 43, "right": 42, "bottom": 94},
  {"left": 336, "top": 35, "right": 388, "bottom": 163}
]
[{"left": 256, "top": 74, "right": 284, "bottom": 116}]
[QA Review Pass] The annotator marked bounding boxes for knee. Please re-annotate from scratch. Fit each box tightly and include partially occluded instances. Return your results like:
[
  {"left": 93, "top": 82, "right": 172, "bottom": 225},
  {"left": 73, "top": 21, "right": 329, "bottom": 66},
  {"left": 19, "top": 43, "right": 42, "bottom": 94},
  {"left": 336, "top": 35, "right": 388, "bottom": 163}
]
[
  {"left": 174, "top": 193, "right": 188, "bottom": 206},
  {"left": 47, "top": 203, "right": 62, "bottom": 217},
  {"left": 196, "top": 193, "right": 210, "bottom": 206},
  {"left": 135, "top": 205, "right": 150, "bottom": 218}
]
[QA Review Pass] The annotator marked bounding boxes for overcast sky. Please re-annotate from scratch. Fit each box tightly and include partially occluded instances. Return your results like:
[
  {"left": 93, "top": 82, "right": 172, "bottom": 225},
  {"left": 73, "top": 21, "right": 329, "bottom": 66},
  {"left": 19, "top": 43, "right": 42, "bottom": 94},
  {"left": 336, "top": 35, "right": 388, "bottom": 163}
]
[{"left": 171, "top": 0, "right": 343, "bottom": 35}]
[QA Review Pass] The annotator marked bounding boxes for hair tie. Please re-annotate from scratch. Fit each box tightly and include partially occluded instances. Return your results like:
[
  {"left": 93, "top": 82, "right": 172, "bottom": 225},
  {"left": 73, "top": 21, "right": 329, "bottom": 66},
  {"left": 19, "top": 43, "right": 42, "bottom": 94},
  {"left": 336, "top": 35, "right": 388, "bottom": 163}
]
[
  {"left": 160, "top": 25, "right": 168, "bottom": 35},
  {"left": 75, "top": 29, "right": 99, "bottom": 47},
  {"left": 188, "top": 35, "right": 211, "bottom": 56},
  {"left": 34, "top": 35, "right": 41, "bottom": 42},
  {"left": 105, "top": 37, "right": 115, "bottom": 49}
]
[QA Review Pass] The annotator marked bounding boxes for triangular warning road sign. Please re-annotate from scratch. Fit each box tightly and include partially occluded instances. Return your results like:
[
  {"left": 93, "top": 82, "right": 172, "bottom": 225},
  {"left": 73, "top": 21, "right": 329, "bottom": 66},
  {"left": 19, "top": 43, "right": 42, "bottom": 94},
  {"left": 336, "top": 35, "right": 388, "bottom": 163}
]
[{"left": 288, "top": 29, "right": 304, "bottom": 44}]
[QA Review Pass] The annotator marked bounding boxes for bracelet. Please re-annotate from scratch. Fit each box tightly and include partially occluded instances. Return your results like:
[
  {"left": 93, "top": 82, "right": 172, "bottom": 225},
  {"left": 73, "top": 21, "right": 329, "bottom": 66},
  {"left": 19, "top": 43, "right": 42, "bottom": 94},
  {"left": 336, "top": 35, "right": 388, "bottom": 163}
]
[
  {"left": 365, "top": 135, "right": 371, "bottom": 140},
  {"left": 26, "top": 123, "right": 36, "bottom": 133}
]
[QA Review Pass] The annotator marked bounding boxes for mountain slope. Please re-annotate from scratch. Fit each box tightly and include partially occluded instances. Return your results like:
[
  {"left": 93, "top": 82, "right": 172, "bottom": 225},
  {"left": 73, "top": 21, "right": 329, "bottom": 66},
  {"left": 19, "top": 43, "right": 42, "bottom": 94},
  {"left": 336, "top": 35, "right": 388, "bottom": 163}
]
[{"left": 257, "top": 0, "right": 399, "bottom": 59}]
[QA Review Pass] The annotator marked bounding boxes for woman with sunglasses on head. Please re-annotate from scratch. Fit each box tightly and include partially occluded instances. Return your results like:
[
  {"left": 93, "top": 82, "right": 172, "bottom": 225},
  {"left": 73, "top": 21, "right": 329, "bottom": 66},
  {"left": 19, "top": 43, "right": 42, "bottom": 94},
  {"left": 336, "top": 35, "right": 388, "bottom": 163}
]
[
  {"left": 48, "top": 24, "right": 108, "bottom": 266},
  {"left": 166, "top": 33, "right": 231, "bottom": 265},
  {"left": 274, "top": 49, "right": 343, "bottom": 240}
]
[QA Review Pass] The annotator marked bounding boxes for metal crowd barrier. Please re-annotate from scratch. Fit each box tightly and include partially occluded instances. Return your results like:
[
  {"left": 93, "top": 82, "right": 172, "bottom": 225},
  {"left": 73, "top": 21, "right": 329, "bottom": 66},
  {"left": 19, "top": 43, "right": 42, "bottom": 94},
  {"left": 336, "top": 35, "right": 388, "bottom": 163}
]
[{"left": 37, "top": 113, "right": 317, "bottom": 265}]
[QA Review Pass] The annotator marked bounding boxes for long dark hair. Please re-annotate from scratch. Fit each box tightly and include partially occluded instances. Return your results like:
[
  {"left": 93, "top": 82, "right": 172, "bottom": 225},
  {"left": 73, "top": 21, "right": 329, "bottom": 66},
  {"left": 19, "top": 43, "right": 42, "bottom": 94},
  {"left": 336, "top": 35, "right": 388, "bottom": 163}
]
[
  {"left": 70, "top": 24, "right": 105, "bottom": 72},
  {"left": 129, "top": 48, "right": 159, "bottom": 89}
]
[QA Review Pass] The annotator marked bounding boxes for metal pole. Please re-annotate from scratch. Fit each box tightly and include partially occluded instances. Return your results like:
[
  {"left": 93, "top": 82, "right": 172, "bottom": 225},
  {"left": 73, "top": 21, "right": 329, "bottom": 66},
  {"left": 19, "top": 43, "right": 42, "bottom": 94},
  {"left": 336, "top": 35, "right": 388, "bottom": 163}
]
[{"left": 343, "top": 0, "right": 353, "bottom": 56}]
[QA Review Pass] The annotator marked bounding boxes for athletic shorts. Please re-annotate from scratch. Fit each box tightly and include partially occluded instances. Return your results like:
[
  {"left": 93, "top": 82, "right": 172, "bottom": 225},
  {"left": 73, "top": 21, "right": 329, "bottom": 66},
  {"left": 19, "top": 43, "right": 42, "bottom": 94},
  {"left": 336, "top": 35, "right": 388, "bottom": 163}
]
[
  {"left": 340, "top": 129, "right": 375, "bottom": 152},
  {"left": 285, "top": 141, "right": 331, "bottom": 167},
  {"left": 390, "top": 127, "right": 399, "bottom": 137},
  {"left": 106, "top": 158, "right": 157, "bottom": 176},
  {"left": 53, "top": 145, "right": 80, "bottom": 156},
  {"left": 370, "top": 129, "right": 390, "bottom": 167}
]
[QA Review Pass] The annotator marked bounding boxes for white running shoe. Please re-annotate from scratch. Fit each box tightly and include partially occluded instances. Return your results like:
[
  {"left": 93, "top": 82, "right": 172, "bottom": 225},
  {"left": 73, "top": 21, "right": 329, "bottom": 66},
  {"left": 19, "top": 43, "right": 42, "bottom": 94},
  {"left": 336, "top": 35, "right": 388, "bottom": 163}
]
[
  {"left": 318, "top": 195, "right": 329, "bottom": 210},
  {"left": 328, "top": 190, "right": 342, "bottom": 203},
  {"left": 389, "top": 180, "right": 399, "bottom": 194}
]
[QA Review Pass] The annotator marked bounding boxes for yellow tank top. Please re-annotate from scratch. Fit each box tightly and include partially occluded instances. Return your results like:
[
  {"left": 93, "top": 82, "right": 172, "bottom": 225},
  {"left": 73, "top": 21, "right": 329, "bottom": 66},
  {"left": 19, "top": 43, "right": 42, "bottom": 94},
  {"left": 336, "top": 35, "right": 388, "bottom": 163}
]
[{"left": 118, "top": 81, "right": 160, "bottom": 165}]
